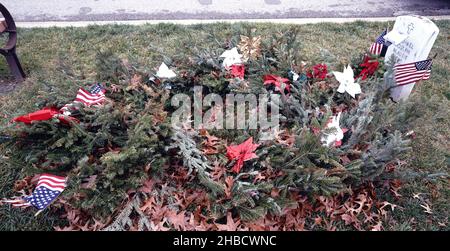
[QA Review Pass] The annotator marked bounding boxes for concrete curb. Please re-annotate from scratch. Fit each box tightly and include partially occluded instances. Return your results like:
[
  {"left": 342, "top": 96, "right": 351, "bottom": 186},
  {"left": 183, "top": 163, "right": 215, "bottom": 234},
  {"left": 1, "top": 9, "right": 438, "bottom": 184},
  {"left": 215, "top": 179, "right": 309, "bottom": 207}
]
[{"left": 15, "top": 16, "right": 450, "bottom": 28}]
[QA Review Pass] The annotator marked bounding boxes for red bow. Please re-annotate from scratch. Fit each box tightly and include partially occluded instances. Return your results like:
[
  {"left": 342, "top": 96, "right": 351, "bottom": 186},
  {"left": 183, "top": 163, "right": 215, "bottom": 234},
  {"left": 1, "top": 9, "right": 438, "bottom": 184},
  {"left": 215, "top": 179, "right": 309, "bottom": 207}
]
[
  {"left": 357, "top": 55, "right": 379, "bottom": 80},
  {"left": 13, "top": 107, "right": 78, "bottom": 125},
  {"left": 307, "top": 64, "right": 328, "bottom": 80},
  {"left": 263, "top": 74, "right": 290, "bottom": 92}
]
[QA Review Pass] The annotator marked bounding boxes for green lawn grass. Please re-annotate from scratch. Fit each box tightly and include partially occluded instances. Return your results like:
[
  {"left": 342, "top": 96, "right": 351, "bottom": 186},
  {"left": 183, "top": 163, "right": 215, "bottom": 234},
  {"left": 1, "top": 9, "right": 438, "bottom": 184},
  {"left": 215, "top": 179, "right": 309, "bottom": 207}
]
[{"left": 0, "top": 20, "right": 448, "bottom": 231}]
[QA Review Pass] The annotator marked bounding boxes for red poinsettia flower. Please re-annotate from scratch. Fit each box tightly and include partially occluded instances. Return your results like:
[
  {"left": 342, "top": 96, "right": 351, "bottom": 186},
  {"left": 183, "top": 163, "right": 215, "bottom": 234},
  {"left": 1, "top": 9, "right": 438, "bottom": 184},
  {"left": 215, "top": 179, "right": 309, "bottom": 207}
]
[
  {"left": 226, "top": 137, "right": 260, "bottom": 173},
  {"left": 307, "top": 64, "right": 328, "bottom": 80},
  {"left": 263, "top": 74, "right": 290, "bottom": 92},
  {"left": 230, "top": 64, "right": 245, "bottom": 79},
  {"left": 357, "top": 55, "right": 379, "bottom": 80}
]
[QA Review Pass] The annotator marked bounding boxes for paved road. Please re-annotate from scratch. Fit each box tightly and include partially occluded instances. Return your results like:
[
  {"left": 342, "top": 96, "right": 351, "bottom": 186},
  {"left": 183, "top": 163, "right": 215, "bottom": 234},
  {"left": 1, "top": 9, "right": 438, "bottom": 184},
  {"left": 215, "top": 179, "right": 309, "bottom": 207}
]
[{"left": 2, "top": 0, "right": 450, "bottom": 22}]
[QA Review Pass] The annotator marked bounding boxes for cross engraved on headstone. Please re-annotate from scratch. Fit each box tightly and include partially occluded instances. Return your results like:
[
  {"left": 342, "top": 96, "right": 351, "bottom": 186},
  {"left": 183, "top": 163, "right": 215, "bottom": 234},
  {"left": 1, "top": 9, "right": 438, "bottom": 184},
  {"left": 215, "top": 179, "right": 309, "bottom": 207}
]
[{"left": 407, "top": 23, "right": 414, "bottom": 34}]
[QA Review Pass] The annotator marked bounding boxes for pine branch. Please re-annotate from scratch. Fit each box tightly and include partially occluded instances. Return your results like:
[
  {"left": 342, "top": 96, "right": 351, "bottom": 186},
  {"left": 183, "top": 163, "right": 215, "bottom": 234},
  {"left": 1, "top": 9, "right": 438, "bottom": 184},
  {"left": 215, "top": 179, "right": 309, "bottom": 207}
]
[
  {"left": 102, "top": 195, "right": 151, "bottom": 231},
  {"left": 170, "top": 128, "right": 225, "bottom": 197}
]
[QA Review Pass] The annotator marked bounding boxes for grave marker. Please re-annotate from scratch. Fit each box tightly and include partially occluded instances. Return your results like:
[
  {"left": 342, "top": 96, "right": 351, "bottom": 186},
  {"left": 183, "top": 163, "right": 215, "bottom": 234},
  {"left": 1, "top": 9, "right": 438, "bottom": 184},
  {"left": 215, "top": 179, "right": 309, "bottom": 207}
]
[{"left": 384, "top": 15, "right": 439, "bottom": 102}]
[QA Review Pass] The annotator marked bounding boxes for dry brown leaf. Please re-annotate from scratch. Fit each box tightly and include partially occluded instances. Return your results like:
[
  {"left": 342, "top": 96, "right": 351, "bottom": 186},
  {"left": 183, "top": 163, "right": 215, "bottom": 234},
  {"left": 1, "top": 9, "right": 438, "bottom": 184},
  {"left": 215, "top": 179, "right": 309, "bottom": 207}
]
[
  {"left": 138, "top": 178, "right": 155, "bottom": 194},
  {"left": 370, "top": 221, "right": 383, "bottom": 231},
  {"left": 140, "top": 197, "right": 156, "bottom": 213},
  {"left": 420, "top": 203, "right": 433, "bottom": 214},
  {"left": 166, "top": 210, "right": 187, "bottom": 230},
  {"left": 274, "top": 129, "right": 295, "bottom": 147},
  {"left": 211, "top": 160, "right": 226, "bottom": 181},
  {"left": 80, "top": 175, "right": 97, "bottom": 189},
  {"left": 215, "top": 212, "right": 241, "bottom": 231},
  {"left": 224, "top": 176, "right": 234, "bottom": 199},
  {"left": 127, "top": 74, "right": 142, "bottom": 91},
  {"left": 412, "top": 193, "right": 423, "bottom": 199},
  {"left": 54, "top": 225, "right": 76, "bottom": 231},
  {"left": 200, "top": 130, "right": 222, "bottom": 155}
]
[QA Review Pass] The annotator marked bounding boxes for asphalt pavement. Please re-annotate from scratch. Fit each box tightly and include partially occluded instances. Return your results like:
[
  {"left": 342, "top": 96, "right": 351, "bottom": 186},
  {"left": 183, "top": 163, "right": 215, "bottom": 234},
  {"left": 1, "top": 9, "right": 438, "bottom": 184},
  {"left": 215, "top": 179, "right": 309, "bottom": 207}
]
[{"left": 1, "top": 0, "right": 449, "bottom": 22}]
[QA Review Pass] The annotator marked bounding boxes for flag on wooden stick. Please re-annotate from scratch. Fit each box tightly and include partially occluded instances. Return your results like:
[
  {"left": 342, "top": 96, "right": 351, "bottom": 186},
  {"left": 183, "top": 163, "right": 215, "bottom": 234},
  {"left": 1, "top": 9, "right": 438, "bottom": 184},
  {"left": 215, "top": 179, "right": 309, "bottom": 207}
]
[
  {"left": 1, "top": 174, "right": 67, "bottom": 212},
  {"left": 394, "top": 59, "right": 432, "bottom": 87},
  {"left": 369, "top": 30, "right": 391, "bottom": 57}
]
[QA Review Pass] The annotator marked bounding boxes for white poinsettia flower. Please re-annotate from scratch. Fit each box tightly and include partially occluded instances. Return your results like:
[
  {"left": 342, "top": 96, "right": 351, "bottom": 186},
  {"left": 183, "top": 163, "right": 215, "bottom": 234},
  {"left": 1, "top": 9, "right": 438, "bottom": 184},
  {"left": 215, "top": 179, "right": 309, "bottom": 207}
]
[
  {"left": 333, "top": 65, "right": 362, "bottom": 98},
  {"left": 321, "top": 112, "right": 346, "bottom": 147},
  {"left": 219, "top": 47, "right": 243, "bottom": 68},
  {"left": 156, "top": 63, "right": 176, "bottom": 79}
]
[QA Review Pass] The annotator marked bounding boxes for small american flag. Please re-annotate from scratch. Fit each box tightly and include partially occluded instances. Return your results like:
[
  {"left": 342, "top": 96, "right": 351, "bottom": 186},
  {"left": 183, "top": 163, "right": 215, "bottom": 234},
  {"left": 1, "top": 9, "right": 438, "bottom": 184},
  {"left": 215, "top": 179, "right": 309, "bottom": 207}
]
[
  {"left": 369, "top": 30, "right": 390, "bottom": 56},
  {"left": 90, "top": 83, "right": 105, "bottom": 94},
  {"left": 1, "top": 196, "right": 32, "bottom": 208},
  {"left": 394, "top": 59, "right": 433, "bottom": 87},
  {"left": 60, "top": 83, "right": 106, "bottom": 113},
  {"left": 75, "top": 83, "right": 106, "bottom": 106},
  {"left": 1, "top": 174, "right": 67, "bottom": 210}
]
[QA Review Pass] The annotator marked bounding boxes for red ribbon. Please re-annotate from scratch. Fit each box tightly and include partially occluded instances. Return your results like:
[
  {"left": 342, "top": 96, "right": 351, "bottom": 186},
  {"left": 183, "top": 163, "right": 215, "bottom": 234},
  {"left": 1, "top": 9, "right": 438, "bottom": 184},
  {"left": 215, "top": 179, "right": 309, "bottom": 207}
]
[
  {"left": 13, "top": 107, "right": 79, "bottom": 125},
  {"left": 357, "top": 55, "right": 379, "bottom": 80},
  {"left": 307, "top": 64, "right": 328, "bottom": 80}
]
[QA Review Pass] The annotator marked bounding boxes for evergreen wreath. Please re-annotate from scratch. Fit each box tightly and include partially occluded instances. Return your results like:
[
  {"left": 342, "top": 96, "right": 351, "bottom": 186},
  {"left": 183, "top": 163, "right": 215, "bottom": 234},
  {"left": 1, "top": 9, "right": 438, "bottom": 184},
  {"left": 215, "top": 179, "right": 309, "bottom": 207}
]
[{"left": 1, "top": 27, "right": 416, "bottom": 230}]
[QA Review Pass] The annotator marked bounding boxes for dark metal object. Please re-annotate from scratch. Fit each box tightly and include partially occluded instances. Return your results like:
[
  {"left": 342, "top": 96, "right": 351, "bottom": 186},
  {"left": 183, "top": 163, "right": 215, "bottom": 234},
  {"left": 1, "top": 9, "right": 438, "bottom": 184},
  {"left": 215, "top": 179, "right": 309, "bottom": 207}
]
[{"left": 0, "top": 4, "right": 25, "bottom": 82}]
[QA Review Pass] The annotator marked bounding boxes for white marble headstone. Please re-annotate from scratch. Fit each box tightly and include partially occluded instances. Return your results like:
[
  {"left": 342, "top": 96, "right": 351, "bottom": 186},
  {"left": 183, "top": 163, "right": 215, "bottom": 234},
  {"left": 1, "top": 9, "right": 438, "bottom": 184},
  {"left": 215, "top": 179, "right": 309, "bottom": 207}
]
[{"left": 384, "top": 15, "right": 439, "bottom": 102}]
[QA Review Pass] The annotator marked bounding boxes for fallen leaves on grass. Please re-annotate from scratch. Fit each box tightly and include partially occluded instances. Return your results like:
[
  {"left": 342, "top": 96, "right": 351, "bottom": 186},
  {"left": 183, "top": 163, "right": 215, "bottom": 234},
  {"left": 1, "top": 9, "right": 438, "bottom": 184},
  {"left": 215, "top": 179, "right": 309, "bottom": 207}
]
[
  {"left": 55, "top": 199, "right": 109, "bottom": 231},
  {"left": 53, "top": 176, "right": 401, "bottom": 231},
  {"left": 215, "top": 212, "right": 241, "bottom": 231},
  {"left": 200, "top": 129, "right": 222, "bottom": 155},
  {"left": 224, "top": 176, "right": 234, "bottom": 199},
  {"left": 166, "top": 210, "right": 187, "bottom": 230},
  {"left": 412, "top": 193, "right": 423, "bottom": 199},
  {"left": 420, "top": 203, "right": 433, "bottom": 214},
  {"left": 274, "top": 129, "right": 296, "bottom": 147}
]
